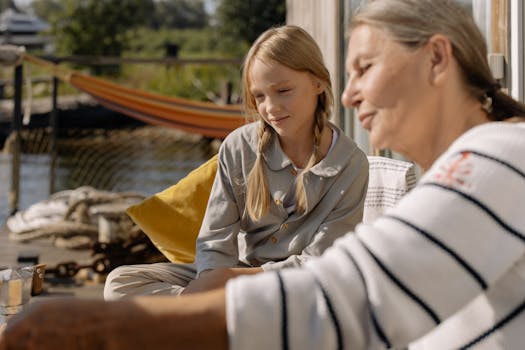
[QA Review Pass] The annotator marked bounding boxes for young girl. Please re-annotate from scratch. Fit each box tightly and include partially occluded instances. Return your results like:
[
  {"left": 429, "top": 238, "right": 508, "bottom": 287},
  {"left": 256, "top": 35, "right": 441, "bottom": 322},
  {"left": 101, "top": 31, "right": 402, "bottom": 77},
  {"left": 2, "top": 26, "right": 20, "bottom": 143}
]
[{"left": 104, "top": 25, "right": 368, "bottom": 299}]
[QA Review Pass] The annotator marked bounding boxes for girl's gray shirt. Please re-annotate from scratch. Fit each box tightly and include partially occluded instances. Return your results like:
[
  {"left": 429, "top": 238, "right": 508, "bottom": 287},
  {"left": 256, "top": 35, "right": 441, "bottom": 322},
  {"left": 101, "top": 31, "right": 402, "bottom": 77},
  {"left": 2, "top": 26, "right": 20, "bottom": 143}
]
[{"left": 195, "top": 121, "right": 369, "bottom": 275}]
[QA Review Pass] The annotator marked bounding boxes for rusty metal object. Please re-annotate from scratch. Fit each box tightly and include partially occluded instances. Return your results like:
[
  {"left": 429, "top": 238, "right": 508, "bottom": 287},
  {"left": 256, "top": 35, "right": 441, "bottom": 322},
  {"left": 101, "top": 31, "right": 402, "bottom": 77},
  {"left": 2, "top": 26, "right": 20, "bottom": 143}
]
[
  {"left": 31, "top": 264, "right": 46, "bottom": 296},
  {"left": 45, "top": 232, "right": 167, "bottom": 279}
]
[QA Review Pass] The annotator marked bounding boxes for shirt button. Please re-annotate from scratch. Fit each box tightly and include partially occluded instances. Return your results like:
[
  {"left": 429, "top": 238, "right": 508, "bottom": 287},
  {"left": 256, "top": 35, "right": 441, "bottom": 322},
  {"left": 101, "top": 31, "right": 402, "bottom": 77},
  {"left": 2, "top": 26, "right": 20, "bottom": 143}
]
[
  {"left": 275, "top": 198, "right": 282, "bottom": 206},
  {"left": 270, "top": 236, "right": 278, "bottom": 244}
]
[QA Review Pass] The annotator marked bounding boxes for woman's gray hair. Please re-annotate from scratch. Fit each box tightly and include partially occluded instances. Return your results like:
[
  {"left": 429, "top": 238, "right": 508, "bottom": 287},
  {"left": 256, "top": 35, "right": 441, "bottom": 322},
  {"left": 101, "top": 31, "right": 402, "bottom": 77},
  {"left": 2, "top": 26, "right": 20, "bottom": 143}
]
[{"left": 350, "top": 0, "right": 525, "bottom": 120}]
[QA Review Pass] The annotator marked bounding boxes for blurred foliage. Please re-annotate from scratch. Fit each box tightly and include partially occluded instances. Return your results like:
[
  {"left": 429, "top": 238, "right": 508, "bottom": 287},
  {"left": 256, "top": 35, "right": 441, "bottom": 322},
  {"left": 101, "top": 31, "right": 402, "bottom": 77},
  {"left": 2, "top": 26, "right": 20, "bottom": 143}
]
[
  {"left": 33, "top": 0, "right": 208, "bottom": 33},
  {"left": 36, "top": 0, "right": 154, "bottom": 56},
  {"left": 0, "top": 0, "right": 16, "bottom": 11},
  {"left": 150, "top": 0, "right": 208, "bottom": 29},
  {"left": 122, "top": 27, "right": 246, "bottom": 102},
  {"left": 120, "top": 62, "right": 242, "bottom": 103},
  {"left": 215, "top": 0, "right": 286, "bottom": 45},
  {"left": 127, "top": 27, "right": 248, "bottom": 59},
  {"left": 0, "top": 27, "right": 245, "bottom": 102},
  {"left": 2, "top": 0, "right": 286, "bottom": 101},
  {"left": 31, "top": 0, "right": 212, "bottom": 75},
  {"left": 31, "top": 0, "right": 63, "bottom": 20}
]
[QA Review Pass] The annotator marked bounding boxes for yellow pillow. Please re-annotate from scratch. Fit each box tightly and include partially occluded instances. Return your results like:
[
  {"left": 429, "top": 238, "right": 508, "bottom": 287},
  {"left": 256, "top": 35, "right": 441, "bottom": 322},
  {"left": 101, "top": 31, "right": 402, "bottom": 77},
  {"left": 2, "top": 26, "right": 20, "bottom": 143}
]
[{"left": 126, "top": 154, "right": 218, "bottom": 263}]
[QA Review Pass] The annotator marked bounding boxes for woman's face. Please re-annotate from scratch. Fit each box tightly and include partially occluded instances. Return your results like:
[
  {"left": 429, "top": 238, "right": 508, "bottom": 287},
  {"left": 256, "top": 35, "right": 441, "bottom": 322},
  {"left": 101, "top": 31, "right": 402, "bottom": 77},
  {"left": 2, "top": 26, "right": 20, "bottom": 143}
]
[
  {"left": 248, "top": 58, "right": 324, "bottom": 141},
  {"left": 342, "top": 25, "right": 434, "bottom": 153}
]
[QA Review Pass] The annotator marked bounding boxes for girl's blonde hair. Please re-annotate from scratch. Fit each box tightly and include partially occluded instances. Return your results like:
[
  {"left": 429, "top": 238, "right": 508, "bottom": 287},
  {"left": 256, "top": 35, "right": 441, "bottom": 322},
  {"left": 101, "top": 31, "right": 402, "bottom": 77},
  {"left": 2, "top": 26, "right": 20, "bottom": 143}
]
[
  {"left": 242, "top": 25, "right": 333, "bottom": 221},
  {"left": 350, "top": 0, "right": 525, "bottom": 121}
]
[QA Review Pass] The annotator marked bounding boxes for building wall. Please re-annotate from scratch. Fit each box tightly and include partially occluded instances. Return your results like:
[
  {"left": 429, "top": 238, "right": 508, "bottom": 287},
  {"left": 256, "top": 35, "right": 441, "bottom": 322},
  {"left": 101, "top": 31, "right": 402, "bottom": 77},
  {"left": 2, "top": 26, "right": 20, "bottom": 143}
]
[{"left": 286, "top": 0, "right": 344, "bottom": 127}]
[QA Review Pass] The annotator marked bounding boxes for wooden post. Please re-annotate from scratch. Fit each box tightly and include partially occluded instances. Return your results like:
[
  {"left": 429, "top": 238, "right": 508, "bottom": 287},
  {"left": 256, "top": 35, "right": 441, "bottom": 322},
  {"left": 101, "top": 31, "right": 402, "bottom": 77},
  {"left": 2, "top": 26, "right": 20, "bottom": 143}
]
[
  {"left": 490, "top": 0, "right": 509, "bottom": 88},
  {"left": 220, "top": 81, "right": 233, "bottom": 105},
  {"left": 9, "top": 64, "right": 23, "bottom": 215},
  {"left": 490, "top": 0, "right": 508, "bottom": 55},
  {"left": 49, "top": 76, "right": 59, "bottom": 194}
]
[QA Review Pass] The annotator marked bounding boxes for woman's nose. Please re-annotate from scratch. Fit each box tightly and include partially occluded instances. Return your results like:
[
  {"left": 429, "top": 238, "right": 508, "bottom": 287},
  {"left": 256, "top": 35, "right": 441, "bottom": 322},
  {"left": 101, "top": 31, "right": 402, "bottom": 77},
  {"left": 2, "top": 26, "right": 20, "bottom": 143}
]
[{"left": 341, "top": 77, "right": 360, "bottom": 109}]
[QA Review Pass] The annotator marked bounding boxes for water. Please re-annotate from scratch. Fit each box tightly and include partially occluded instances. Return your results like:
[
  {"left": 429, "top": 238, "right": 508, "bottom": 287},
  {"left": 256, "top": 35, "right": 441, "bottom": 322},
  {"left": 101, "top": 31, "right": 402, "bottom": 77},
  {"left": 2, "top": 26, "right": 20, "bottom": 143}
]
[{"left": 0, "top": 135, "right": 215, "bottom": 224}]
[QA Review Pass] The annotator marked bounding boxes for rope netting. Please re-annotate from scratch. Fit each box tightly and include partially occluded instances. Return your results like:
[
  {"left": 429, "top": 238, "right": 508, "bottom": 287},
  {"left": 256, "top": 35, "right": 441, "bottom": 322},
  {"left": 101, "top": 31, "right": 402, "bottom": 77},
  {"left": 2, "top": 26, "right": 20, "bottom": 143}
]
[
  {"left": 1, "top": 126, "right": 218, "bottom": 218},
  {"left": 0, "top": 126, "right": 217, "bottom": 266}
]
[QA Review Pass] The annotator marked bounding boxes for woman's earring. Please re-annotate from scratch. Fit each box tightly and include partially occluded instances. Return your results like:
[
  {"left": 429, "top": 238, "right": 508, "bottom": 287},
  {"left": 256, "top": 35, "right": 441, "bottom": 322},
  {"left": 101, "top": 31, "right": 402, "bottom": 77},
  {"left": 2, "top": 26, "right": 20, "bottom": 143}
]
[{"left": 481, "top": 94, "right": 493, "bottom": 114}]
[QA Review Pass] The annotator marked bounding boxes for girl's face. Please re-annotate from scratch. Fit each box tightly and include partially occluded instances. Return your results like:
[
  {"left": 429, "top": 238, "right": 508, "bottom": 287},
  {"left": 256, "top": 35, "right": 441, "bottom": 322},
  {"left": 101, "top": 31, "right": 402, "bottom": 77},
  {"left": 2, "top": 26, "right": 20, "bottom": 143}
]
[
  {"left": 341, "top": 25, "right": 434, "bottom": 153},
  {"left": 248, "top": 58, "right": 324, "bottom": 141}
]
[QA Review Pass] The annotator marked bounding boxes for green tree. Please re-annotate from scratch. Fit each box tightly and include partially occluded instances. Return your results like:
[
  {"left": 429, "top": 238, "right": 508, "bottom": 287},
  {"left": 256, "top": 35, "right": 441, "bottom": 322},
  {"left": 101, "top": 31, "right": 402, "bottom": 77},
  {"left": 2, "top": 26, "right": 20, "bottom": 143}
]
[
  {"left": 0, "top": 0, "right": 17, "bottom": 12},
  {"left": 215, "top": 0, "right": 286, "bottom": 46},
  {"left": 152, "top": 0, "right": 208, "bottom": 29},
  {"left": 53, "top": 0, "right": 154, "bottom": 56},
  {"left": 32, "top": 0, "right": 63, "bottom": 22},
  {"left": 48, "top": 0, "right": 154, "bottom": 74}
]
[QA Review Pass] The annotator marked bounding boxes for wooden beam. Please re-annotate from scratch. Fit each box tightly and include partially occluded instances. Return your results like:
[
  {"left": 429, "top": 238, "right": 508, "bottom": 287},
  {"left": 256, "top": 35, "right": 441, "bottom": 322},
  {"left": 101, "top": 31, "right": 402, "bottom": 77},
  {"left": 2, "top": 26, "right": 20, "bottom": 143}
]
[
  {"left": 490, "top": 0, "right": 508, "bottom": 56},
  {"left": 490, "top": 0, "right": 509, "bottom": 88}
]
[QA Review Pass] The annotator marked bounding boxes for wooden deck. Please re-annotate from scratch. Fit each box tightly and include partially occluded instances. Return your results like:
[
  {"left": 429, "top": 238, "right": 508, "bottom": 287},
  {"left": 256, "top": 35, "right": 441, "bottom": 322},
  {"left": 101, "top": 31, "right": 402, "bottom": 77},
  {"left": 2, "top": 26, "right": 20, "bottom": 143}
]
[{"left": 0, "top": 227, "right": 104, "bottom": 300}]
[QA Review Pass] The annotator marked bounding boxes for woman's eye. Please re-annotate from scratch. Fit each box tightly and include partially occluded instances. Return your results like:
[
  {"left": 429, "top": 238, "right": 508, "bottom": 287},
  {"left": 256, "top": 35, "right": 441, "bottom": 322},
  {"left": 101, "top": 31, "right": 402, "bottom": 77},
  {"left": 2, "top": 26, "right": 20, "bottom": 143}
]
[
  {"left": 359, "top": 64, "right": 371, "bottom": 75},
  {"left": 278, "top": 88, "right": 291, "bottom": 94}
]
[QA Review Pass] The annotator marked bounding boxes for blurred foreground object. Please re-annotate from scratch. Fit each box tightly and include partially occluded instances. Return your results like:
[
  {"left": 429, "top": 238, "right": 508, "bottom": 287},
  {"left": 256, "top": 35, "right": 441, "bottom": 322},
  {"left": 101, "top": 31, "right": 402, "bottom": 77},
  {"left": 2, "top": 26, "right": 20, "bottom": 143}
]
[{"left": 0, "top": 266, "right": 33, "bottom": 324}]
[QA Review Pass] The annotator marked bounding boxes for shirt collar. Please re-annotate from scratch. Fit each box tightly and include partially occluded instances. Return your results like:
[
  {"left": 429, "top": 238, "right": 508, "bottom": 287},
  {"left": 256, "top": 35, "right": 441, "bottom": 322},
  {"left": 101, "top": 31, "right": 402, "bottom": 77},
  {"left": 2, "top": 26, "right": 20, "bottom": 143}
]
[{"left": 261, "top": 122, "right": 351, "bottom": 178}]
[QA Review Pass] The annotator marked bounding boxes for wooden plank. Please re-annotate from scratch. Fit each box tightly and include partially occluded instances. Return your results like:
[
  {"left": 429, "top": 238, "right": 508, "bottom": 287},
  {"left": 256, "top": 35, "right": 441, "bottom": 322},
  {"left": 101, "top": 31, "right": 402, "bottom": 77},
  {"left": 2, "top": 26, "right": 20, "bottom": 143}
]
[
  {"left": 490, "top": 0, "right": 509, "bottom": 89},
  {"left": 491, "top": 0, "right": 508, "bottom": 57}
]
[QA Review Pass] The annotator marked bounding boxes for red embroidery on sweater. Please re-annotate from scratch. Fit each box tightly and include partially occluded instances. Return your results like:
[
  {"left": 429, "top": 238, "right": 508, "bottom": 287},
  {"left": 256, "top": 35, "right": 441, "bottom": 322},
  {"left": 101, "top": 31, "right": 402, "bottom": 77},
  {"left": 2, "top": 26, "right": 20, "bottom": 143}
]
[{"left": 434, "top": 152, "right": 472, "bottom": 188}]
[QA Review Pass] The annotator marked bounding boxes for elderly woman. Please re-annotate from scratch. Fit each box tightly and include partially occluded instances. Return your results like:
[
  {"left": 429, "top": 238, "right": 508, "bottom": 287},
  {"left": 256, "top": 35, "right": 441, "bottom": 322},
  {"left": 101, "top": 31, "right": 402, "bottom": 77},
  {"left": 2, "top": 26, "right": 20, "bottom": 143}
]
[{"left": 1, "top": 0, "right": 524, "bottom": 349}]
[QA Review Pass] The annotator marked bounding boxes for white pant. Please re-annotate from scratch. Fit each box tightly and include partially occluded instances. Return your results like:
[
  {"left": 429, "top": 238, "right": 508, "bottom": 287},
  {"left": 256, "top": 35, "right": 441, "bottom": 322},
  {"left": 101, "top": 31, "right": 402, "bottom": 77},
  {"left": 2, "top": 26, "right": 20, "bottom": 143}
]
[{"left": 103, "top": 263, "right": 197, "bottom": 300}]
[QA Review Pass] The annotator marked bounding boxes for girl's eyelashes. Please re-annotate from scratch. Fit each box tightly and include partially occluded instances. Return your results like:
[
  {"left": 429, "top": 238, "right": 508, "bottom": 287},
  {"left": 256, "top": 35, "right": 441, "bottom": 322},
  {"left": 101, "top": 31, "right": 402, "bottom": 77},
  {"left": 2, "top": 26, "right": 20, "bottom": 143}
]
[
  {"left": 253, "top": 87, "right": 290, "bottom": 101},
  {"left": 252, "top": 84, "right": 293, "bottom": 104}
]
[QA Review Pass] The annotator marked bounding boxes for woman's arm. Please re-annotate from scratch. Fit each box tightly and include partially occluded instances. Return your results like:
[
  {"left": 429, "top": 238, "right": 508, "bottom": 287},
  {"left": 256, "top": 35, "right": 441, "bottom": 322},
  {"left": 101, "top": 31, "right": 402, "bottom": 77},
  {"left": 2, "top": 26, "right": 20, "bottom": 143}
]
[
  {"left": 226, "top": 124, "right": 525, "bottom": 349},
  {"left": 0, "top": 289, "right": 228, "bottom": 350}
]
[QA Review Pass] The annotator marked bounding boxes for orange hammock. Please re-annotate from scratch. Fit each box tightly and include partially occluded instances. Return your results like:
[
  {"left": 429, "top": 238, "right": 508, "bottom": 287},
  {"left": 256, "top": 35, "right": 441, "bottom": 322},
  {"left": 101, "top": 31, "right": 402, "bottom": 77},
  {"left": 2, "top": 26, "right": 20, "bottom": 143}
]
[{"left": 23, "top": 54, "right": 247, "bottom": 138}]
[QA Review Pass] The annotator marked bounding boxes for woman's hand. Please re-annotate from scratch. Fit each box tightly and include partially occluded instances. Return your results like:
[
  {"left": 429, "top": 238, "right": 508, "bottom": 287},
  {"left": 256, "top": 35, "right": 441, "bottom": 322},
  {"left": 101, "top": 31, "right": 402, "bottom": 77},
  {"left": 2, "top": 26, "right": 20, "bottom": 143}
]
[
  {"left": 0, "top": 290, "right": 228, "bottom": 350},
  {"left": 0, "top": 298, "right": 126, "bottom": 350},
  {"left": 182, "top": 267, "right": 263, "bottom": 295}
]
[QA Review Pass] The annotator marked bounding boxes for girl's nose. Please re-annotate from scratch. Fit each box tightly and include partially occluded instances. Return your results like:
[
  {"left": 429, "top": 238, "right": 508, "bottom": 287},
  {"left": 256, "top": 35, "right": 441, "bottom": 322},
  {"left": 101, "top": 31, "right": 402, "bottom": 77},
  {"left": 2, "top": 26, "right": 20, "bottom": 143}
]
[{"left": 266, "top": 98, "right": 281, "bottom": 115}]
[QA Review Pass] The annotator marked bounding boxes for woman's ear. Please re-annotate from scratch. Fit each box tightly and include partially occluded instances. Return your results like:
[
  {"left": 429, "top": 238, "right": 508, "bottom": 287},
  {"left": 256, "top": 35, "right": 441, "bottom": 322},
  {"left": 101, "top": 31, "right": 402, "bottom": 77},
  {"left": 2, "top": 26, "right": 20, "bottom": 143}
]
[{"left": 426, "top": 34, "right": 453, "bottom": 86}]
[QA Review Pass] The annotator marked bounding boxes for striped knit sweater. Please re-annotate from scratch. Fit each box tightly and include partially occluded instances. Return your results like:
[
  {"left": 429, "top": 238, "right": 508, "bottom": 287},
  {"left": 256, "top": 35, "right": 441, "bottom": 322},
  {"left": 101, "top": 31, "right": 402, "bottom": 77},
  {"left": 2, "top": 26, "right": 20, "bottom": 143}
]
[{"left": 226, "top": 122, "right": 525, "bottom": 350}]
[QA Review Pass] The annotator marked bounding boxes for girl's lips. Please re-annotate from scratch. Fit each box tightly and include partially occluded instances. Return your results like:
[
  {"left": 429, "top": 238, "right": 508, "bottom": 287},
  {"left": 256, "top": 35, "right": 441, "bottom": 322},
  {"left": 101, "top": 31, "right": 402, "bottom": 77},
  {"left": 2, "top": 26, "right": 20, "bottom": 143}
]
[{"left": 269, "top": 116, "right": 290, "bottom": 124}]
